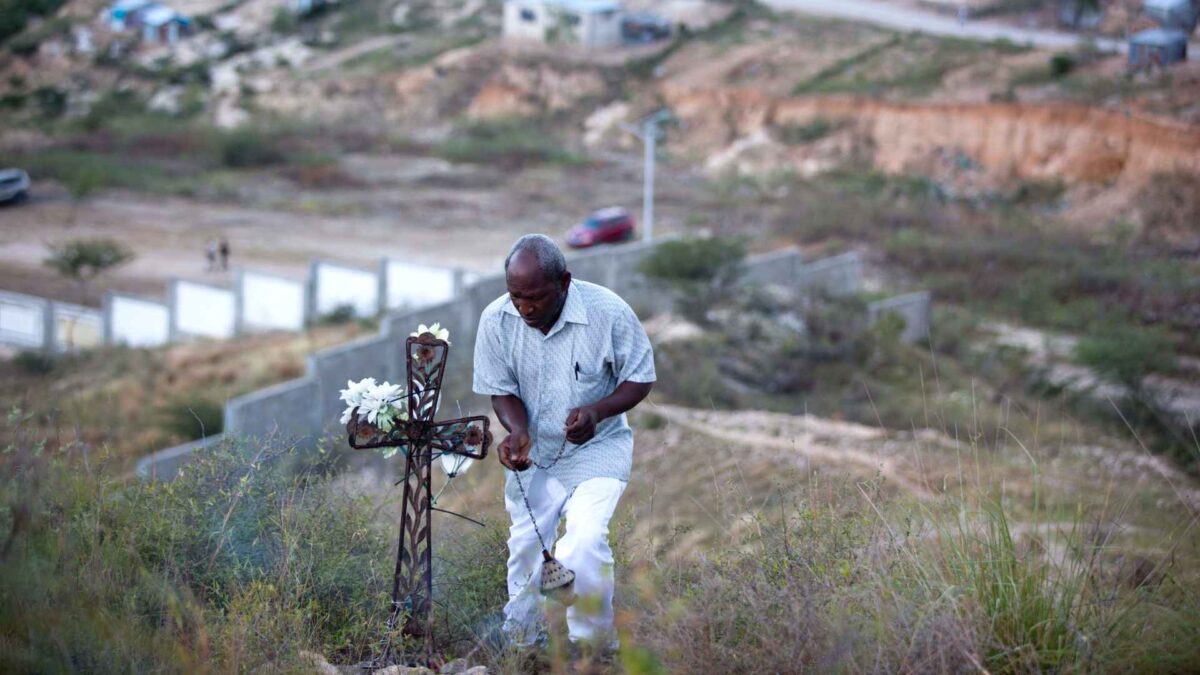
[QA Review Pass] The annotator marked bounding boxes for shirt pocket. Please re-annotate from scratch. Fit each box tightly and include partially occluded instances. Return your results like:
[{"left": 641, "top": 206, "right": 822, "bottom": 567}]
[{"left": 573, "top": 359, "right": 613, "bottom": 405}]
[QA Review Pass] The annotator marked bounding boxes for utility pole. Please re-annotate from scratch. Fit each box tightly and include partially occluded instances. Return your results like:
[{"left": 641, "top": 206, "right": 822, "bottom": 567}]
[{"left": 622, "top": 109, "right": 672, "bottom": 244}]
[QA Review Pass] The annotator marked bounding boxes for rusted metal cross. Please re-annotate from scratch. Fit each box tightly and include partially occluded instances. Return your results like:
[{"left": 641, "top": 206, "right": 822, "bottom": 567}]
[{"left": 346, "top": 332, "right": 491, "bottom": 661}]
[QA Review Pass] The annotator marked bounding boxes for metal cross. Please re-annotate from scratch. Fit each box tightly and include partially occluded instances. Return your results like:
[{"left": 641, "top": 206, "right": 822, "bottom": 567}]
[{"left": 346, "top": 333, "right": 491, "bottom": 661}]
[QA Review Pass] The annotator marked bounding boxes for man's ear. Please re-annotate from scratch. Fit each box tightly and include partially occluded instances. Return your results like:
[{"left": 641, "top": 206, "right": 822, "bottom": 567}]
[{"left": 561, "top": 271, "right": 572, "bottom": 292}]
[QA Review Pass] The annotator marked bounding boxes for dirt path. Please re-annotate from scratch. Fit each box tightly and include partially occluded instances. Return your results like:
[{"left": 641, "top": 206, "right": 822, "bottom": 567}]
[
  {"left": 0, "top": 152, "right": 697, "bottom": 303},
  {"left": 302, "top": 34, "right": 409, "bottom": 73},
  {"left": 653, "top": 403, "right": 935, "bottom": 497},
  {"left": 764, "top": 0, "right": 1200, "bottom": 59}
]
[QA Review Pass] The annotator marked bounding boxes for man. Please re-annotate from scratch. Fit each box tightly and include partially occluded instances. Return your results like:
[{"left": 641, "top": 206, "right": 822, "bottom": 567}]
[{"left": 473, "top": 234, "right": 655, "bottom": 651}]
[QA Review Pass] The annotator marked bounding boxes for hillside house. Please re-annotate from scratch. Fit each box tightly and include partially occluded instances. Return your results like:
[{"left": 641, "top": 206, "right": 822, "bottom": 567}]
[
  {"left": 1143, "top": 0, "right": 1199, "bottom": 33},
  {"left": 105, "top": 1, "right": 192, "bottom": 45},
  {"left": 1129, "top": 28, "right": 1190, "bottom": 68},
  {"left": 106, "top": 0, "right": 152, "bottom": 30},
  {"left": 503, "top": 0, "right": 624, "bottom": 48}
]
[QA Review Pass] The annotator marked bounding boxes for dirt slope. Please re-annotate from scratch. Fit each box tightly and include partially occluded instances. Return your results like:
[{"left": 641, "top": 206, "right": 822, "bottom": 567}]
[{"left": 662, "top": 84, "right": 1200, "bottom": 185}]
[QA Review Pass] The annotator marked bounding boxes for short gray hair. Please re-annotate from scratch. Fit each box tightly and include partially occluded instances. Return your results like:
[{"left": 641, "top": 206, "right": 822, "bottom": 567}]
[{"left": 505, "top": 234, "right": 567, "bottom": 282}]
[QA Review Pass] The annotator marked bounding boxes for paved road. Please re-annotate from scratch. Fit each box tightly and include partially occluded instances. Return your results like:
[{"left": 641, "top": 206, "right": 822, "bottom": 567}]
[{"left": 764, "top": 0, "right": 1198, "bottom": 60}]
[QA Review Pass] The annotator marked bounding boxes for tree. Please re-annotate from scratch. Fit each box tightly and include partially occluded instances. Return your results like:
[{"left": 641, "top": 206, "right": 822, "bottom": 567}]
[{"left": 43, "top": 238, "right": 134, "bottom": 305}]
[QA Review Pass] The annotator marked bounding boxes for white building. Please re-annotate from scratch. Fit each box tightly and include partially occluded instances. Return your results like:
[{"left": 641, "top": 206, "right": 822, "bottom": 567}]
[{"left": 503, "top": 0, "right": 623, "bottom": 48}]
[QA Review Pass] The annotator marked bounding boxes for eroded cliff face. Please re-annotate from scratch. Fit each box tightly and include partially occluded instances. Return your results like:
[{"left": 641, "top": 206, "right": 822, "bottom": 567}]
[{"left": 660, "top": 84, "right": 1200, "bottom": 186}]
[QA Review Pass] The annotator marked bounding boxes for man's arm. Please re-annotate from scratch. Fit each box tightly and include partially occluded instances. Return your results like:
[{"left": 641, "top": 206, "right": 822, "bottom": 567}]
[
  {"left": 565, "top": 380, "right": 653, "bottom": 444},
  {"left": 492, "top": 394, "right": 533, "bottom": 471}
]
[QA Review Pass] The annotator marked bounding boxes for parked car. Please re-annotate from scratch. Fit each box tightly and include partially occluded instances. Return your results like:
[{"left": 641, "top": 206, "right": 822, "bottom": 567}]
[
  {"left": 621, "top": 12, "right": 672, "bottom": 43},
  {"left": 566, "top": 207, "right": 635, "bottom": 248},
  {"left": 0, "top": 168, "right": 30, "bottom": 204}
]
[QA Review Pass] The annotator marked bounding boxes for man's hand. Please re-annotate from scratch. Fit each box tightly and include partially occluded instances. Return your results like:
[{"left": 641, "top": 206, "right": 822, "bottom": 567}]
[
  {"left": 565, "top": 405, "right": 601, "bottom": 444},
  {"left": 499, "top": 428, "right": 532, "bottom": 471}
]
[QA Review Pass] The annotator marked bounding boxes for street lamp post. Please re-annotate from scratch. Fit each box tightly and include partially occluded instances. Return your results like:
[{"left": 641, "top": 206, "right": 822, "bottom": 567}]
[{"left": 622, "top": 110, "right": 672, "bottom": 244}]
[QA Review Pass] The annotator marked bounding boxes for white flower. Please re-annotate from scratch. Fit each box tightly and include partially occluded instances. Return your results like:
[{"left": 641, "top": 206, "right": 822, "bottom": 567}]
[
  {"left": 340, "top": 377, "right": 377, "bottom": 409},
  {"left": 361, "top": 381, "right": 404, "bottom": 424},
  {"left": 439, "top": 452, "right": 474, "bottom": 477},
  {"left": 411, "top": 322, "right": 451, "bottom": 345}
]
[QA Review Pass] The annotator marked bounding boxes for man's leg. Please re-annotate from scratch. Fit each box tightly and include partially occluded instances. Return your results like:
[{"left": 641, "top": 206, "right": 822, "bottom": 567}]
[
  {"left": 502, "top": 469, "right": 568, "bottom": 646},
  {"left": 556, "top": 477, "right": 626, "bottom": 646}
]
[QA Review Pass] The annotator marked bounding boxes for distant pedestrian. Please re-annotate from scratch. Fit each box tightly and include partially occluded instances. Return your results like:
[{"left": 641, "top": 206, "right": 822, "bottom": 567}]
[
  {"left": 218, "top": 238, "right": 230, "bottom": 271},
  {"left": 957, "top": 3, "right": 968, "bottom": 27},
  {"left": 205, "top": 239, "right": 217, "bottom": 272}
]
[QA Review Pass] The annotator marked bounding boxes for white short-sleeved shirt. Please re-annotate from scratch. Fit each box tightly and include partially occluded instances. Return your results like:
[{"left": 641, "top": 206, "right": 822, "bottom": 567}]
[{"left": 473, "top": 279, "right": 656, "bottom": 497}]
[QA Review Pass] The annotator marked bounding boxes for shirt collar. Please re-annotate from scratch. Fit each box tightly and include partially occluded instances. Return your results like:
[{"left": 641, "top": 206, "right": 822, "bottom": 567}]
[{"left": 502, "top": 280, "right": 589, "bottom": 333}]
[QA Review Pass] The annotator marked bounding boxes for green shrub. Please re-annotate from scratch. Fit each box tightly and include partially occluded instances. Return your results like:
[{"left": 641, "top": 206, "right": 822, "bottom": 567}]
[
  {"left": 0, "top": 435, "right": 392, "bottom": 671},
  {"left": 1075, "top": 326, "right": 1175, "bottom": 394},
  {"left": 1049, "top": 52, "right": 1075, "bottom": 78},
  {"left": 43, "top": 237, "right": 134, "bottom": 304},
  {"left": 639, "top": 237, "right": 746, "bottom": 324},
  {"left": 11, "top": 350, "right": 54, "bottom": 375},
  {"left": 218, "top": 127, "right": 289, "bottom": 168},
  {"left": 31, "top": 85, "right": 66, "bottom": 118},
  {"left": 776, "top": 117, "right": 839, "bottom": 145},
  {"left": 436, "top": 118, "right": 583, "bottom": 168},
  {"left": 157, "top": 396, "right": 225, "bottom": 440},
  {"left": 318, "top": 303, "right": 358, "bottom": 325},
  {"left": 0, "top": 0, "right": 67, "bottom": 45}
]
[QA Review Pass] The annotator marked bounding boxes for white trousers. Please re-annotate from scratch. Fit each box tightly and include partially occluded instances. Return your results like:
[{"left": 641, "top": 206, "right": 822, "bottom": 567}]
[{"left": 502, "top": 470, "right": 626, "bottom": 646}]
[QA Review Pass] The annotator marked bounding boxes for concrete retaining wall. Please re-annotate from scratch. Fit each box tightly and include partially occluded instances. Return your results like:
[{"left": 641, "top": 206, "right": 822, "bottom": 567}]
[
  {"left": 138, "top": 243, "right": 884, "bottom": 479},
  {"left": 796, "top": 251, "right": 862, "bottom": 296},
  {"left": 869, "top": 291, "right": 932, "bottom": 344}
]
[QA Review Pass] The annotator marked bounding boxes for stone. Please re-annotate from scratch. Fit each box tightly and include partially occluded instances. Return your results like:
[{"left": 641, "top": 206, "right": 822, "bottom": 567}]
[
  {"left": 439, "top": 659, "right": 470, "bottom": 674},
  {"left": 374, "top": 666, "right": 435, "bottom": 675},
  {"left": 298, "top": 650, "right": 339, "bottom": 675}
]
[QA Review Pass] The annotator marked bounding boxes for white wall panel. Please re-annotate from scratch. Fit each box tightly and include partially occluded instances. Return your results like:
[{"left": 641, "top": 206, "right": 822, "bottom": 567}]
[
  {"left": 174, "top": 281, "right": 236, "bottom": 339},
  {"left": 109, "top": 295, "right": 170, "bottom": 347},
  {"left": 241, "top": 271, "right": 306, "bottom": 332},
  {"left": 385, "top": 260, "right": 458, "bottom": 310},
  {"left": 314, "top": 262, "right": 379, "bottom": 317}
]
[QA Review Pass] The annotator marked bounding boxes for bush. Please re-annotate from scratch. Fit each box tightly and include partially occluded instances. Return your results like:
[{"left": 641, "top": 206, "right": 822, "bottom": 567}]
[
  {"left": 776, "top": 117, "right": 839, "bottom": 145},
  {"left": 0, "top": 0, "right": 67, "bottom": 45},
  {"left": 436, "top": 118, "right": 583, "bottom": 168},
  {"left": 157, "top": 396, "right": 225, "bottom": 440},
  {"left": 11, "top": 350, "right": 54, "bottom": 375},
  {"left": 639, "top": 237, "right": 746, "bottom": 324},
  {"left": 1049, "top": 52, "right": 1075, "bottom": 78},
  {"left": 43, "top": 237, "right": 134, "bottom": 303},
  {"left": 318, "top": 303, "right": 358, "bottom": 325},
  {"left": 0, "top": 436, "right": 392, "bottom": 671},
  {"left": 31, "top": 85, "right": 66, "bottom": 118},
  {"left": 1075, "top": 325, "right": 1175, "bottom": 394},
  {"left": 218, "top": 128, "right": 289, "bottom": 168}
]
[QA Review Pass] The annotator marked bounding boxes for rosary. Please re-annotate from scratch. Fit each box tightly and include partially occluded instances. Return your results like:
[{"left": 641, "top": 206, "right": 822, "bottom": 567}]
[{"left": 511, "top": 413, "right": 580, "bottom": 605}]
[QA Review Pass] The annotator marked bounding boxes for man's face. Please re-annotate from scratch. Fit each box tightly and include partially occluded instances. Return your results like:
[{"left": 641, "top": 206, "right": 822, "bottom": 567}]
[{"left": 507, "top": 252, "right": 569, "bottom": 331}]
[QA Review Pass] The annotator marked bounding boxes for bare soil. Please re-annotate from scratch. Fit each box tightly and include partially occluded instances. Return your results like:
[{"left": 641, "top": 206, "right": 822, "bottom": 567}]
[{"left": 0, "top": 151, "right": 704, "bottom": 304}]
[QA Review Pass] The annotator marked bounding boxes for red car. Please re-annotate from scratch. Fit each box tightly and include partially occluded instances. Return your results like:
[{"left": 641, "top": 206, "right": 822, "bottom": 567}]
[{"left": 566, "top": 207, "right": 636, "bottom": 248}]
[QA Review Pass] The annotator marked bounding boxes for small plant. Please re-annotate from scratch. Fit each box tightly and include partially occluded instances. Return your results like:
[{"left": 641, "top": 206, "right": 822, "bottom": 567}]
[
  {"left": 11, "top": 350, "right": 54, "bottom": 375},
  {"left": 43, "top": 238, "right": 134, "bottom": 304},
  {"left": 218, "top": 127, "right": 289, "bottom": 168},
  {"left": 1049, "top": 52, "right": 1075, "bottom": 78},
  {"left": 318, "top": 303, "right": 358, "bottom": 325},
  {"left": 157, "top": 396, "right": 224, "bottom": 440},
  {"left": 776, "top": 117, "right": 840, "bottom": 145},
  {"left": 1075, "top": 325, "right": 1175, "bottom": 397},
  {"left": 436, "top": 118, "right": 583, "bottom": 168}
]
